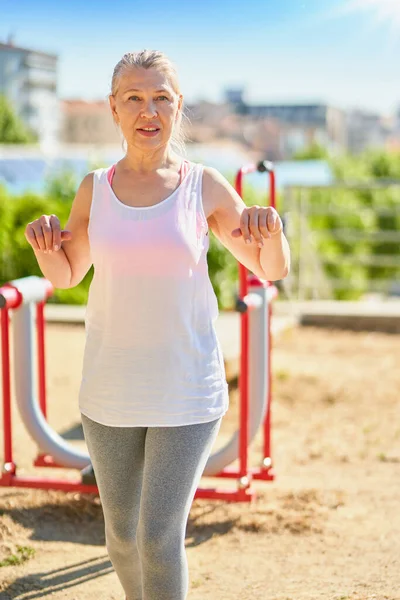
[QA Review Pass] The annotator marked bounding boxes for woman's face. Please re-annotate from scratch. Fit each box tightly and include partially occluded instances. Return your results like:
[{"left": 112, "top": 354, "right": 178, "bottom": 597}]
[{"left": 109, "top": 67, "right": 182, "bottom": 152}]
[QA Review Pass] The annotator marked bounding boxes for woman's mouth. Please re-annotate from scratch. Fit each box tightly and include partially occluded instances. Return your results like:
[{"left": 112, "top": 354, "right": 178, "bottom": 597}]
[{"left": 137, "top": 128, "right": 160, "bottom": 137}]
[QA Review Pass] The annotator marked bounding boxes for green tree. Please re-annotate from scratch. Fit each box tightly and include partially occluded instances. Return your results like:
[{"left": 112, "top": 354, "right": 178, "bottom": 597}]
[
  {"left": 0, "top": 95, "right": 37, "bottom": 143},
  {"left": 293, "top": 142, "right": 330, "bottom": 160},
  {"left": 296, "top": 148, "right": 400, "bottom": 300}
]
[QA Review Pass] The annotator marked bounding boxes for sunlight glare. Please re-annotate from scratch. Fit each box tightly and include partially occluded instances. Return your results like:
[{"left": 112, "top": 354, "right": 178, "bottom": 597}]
[{"left": 339, "top": 0, "right": 400, "bottom": 27}]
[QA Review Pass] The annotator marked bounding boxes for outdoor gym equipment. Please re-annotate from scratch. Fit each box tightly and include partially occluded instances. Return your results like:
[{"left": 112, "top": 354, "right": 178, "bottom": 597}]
[{"left": 0, "top": 160, "right": 279, "bottom": 502}]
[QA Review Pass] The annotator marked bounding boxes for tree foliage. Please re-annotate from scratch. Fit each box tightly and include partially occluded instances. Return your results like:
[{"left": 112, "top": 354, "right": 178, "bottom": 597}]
[
  {"left": 293, "top": 142, "right": 330, "bottom": 161},
  {"left": 296, "top": 148, "right": 400, "bottom": 299},
  {"left": 0, "top": 95, "right": 37, "bottom": 144}
]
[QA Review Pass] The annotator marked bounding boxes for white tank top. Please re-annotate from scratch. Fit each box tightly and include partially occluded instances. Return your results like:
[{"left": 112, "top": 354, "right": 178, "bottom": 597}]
[{"left": 78, "top": 159, "right": 229, "bottom": 427}]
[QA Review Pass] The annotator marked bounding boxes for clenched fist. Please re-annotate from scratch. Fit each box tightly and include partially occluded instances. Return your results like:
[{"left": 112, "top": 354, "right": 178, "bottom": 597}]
[
  {"left": 25, "top": 214, "right": 72, "bottom": 253},
  {"left": 231, "top": 206, "right": 283, "bottom": 247}
]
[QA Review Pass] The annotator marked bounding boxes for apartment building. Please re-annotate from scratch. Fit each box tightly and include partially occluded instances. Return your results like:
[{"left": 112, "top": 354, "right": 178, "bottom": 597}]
[
  {"left": 242, "top": 103, "right": 347, "bottom": 154},
  {"left": 60, "top": 99, "right": 119, "bottom": 144},
  {"left": 0, "top": 40, "right": 59, "bottom": 147}
]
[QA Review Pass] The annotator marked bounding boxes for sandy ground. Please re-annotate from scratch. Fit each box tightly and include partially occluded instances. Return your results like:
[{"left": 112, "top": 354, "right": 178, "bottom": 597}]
[{"left": 0, "top": 323, "right": 399, "bottom": 600}]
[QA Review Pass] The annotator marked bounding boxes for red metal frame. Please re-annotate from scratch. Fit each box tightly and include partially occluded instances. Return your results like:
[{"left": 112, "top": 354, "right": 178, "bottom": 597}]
[{"left": 0, "top": 163, "right": 278, "bottom": 502}]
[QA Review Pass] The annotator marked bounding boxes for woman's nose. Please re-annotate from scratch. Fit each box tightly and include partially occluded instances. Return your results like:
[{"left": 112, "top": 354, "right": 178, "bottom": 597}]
[{"left": 140, "top": 102, "right": 158, "bottom": 118}]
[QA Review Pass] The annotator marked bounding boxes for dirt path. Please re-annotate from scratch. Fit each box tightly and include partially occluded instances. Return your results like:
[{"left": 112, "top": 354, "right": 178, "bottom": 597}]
[{"left": 1, "top": 325, "right": 399, "bottom": 600}]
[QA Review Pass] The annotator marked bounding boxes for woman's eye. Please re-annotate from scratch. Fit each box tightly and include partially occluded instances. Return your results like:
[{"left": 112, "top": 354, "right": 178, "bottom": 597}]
[{"left": 127, "top": 95, "right": 169, "bottom": 102}]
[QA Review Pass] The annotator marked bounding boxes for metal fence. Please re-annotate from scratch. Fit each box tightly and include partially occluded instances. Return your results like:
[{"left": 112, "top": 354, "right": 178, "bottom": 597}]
[{"left": 279, "top": 182, "right": 400, "bottom": 301}]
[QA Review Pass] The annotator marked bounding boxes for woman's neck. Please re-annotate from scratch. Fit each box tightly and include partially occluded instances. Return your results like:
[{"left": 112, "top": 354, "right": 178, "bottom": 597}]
[{"left": 120, "top": 149, "right": 181, "bottom": 175}]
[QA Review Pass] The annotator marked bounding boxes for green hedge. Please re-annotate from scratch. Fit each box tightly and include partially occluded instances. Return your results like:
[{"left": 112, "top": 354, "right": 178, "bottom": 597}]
[
  {"left": 317, "top": 149, "right": 400, "bottom": 299},
  {"left": 291, "top": 184, "right": 400, "bottom": 299}
]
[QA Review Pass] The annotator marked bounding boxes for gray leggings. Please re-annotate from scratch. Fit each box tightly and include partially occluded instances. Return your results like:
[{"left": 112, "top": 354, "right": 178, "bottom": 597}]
[{"left": 80, "top": 412, "right": 223, "bottom": 600}]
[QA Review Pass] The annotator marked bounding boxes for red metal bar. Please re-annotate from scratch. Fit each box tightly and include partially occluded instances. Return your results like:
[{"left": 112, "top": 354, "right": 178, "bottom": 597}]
[
  {"left": 233, "top": 164, "right": 277, "bottom": 482},
  {"left": 195, "top": 487, "right": 255, "bottom": 502},
  {"left": 263, "top": 301, "right": 273, "bottom": 468},
  {"left": 1, "top": 473, "right": 256, "bottom": 500},
  {"left": 34, "top": 281, "right": 54, "bottom": 464},
  {"left": 269, "top": 170, "right": 276, "bottom": 210},
  {"left": 0, "top": 285, "right": 22, "bottom": 481},
  {"left": 264, "top": 169, "right": 277, "bottom": 471},
  {"left": 207, "top": 464, "right": 273, "bottom": 479},
  {"left": 0, "top": 284, "right": 23, "bottom": 310},
  {"left": 235, "top": 167, "right": 251, "bottom": 487},
  {"left": 0, "top": 474, "right": 98, "bottom": 493},
  {"left": 1, "top": 308, "right": 14, "bottom": 471}
]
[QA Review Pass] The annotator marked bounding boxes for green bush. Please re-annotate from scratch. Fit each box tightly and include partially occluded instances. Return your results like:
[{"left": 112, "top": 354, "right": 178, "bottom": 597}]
[
  {"left": 0, "top": 95, "right": 38, "bottom": 143},
  {"left": 293, "top": 142, "right": 330, "bottom": 160},
  {"left": 291, "top": 148, "right": 400, "bottom": 299}
]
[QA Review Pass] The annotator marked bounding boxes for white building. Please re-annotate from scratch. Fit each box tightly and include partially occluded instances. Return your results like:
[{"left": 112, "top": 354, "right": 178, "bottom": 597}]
[
  {"left": 346, "top": 109, "right": 388, "bottom": 154},
  {"left": 0, "top": 40, "right": 60, "bottom": 149},
  {"left": 244, "top": 103, "right": 348, "bottom": 154}
]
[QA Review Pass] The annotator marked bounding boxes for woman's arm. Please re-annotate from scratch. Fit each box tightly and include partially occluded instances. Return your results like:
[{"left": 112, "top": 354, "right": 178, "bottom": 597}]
[
  {"left": 28, "top": 173, "right": 94, "bottom": 289},
  {"left": 203, "top": 166, "right": 290, "bottom": 281}
]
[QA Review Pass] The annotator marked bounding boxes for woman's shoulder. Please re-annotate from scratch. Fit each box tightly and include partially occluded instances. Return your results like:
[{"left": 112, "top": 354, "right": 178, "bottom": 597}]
[
  {"left": 186, "top": 159, "right": 223, "bottom": 180},
  {"left": 90, "top": 165, "right": 112, "bottom": 177},
  {"left": 74, "top": 165, "right": 109, "bottom": 205},
  {"left": 200, "top": 164, "right": 227, "bottom": 188},
  {"left": 80, "top": 165, "right": 115, "bottom": 190}
]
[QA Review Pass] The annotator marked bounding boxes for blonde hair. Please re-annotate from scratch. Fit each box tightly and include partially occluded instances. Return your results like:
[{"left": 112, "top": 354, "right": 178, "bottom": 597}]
[{"left": 110, "top": 49, "right": 190, "bottom": 155}]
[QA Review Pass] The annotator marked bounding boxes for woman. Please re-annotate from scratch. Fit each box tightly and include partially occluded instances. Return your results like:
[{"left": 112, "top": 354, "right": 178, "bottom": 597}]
[{"left": 25, "top": 50, "right": 290, "bottom": 600}]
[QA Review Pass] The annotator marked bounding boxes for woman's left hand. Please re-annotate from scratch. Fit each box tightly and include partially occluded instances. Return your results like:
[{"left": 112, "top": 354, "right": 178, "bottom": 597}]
[{"left": 231, "top": 206, "right": 283, "bottom": 247}]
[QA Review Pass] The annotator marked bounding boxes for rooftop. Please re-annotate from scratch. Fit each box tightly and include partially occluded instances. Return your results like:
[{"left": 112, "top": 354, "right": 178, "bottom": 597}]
[{"left": 0, "top": 41, "right": 57, "bottom": 59}]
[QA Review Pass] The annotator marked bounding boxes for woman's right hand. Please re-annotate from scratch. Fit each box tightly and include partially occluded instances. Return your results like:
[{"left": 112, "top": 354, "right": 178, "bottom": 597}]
[{"left": 25, "top": 214, "right": 72, "bottom": 253}]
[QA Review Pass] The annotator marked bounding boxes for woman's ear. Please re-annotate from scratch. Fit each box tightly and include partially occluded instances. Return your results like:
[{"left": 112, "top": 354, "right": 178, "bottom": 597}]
[
  {"left": 109, "top": 94, "right": 119, "bottom": 125},
  {"left": 176, "top": 94, "right": 183, "bottom": 119}
]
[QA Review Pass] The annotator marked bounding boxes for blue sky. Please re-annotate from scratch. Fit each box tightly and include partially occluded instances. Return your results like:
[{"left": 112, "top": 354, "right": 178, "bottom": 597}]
[{"left": 1, "top": 0, "right": 399, "bottom": 114}]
